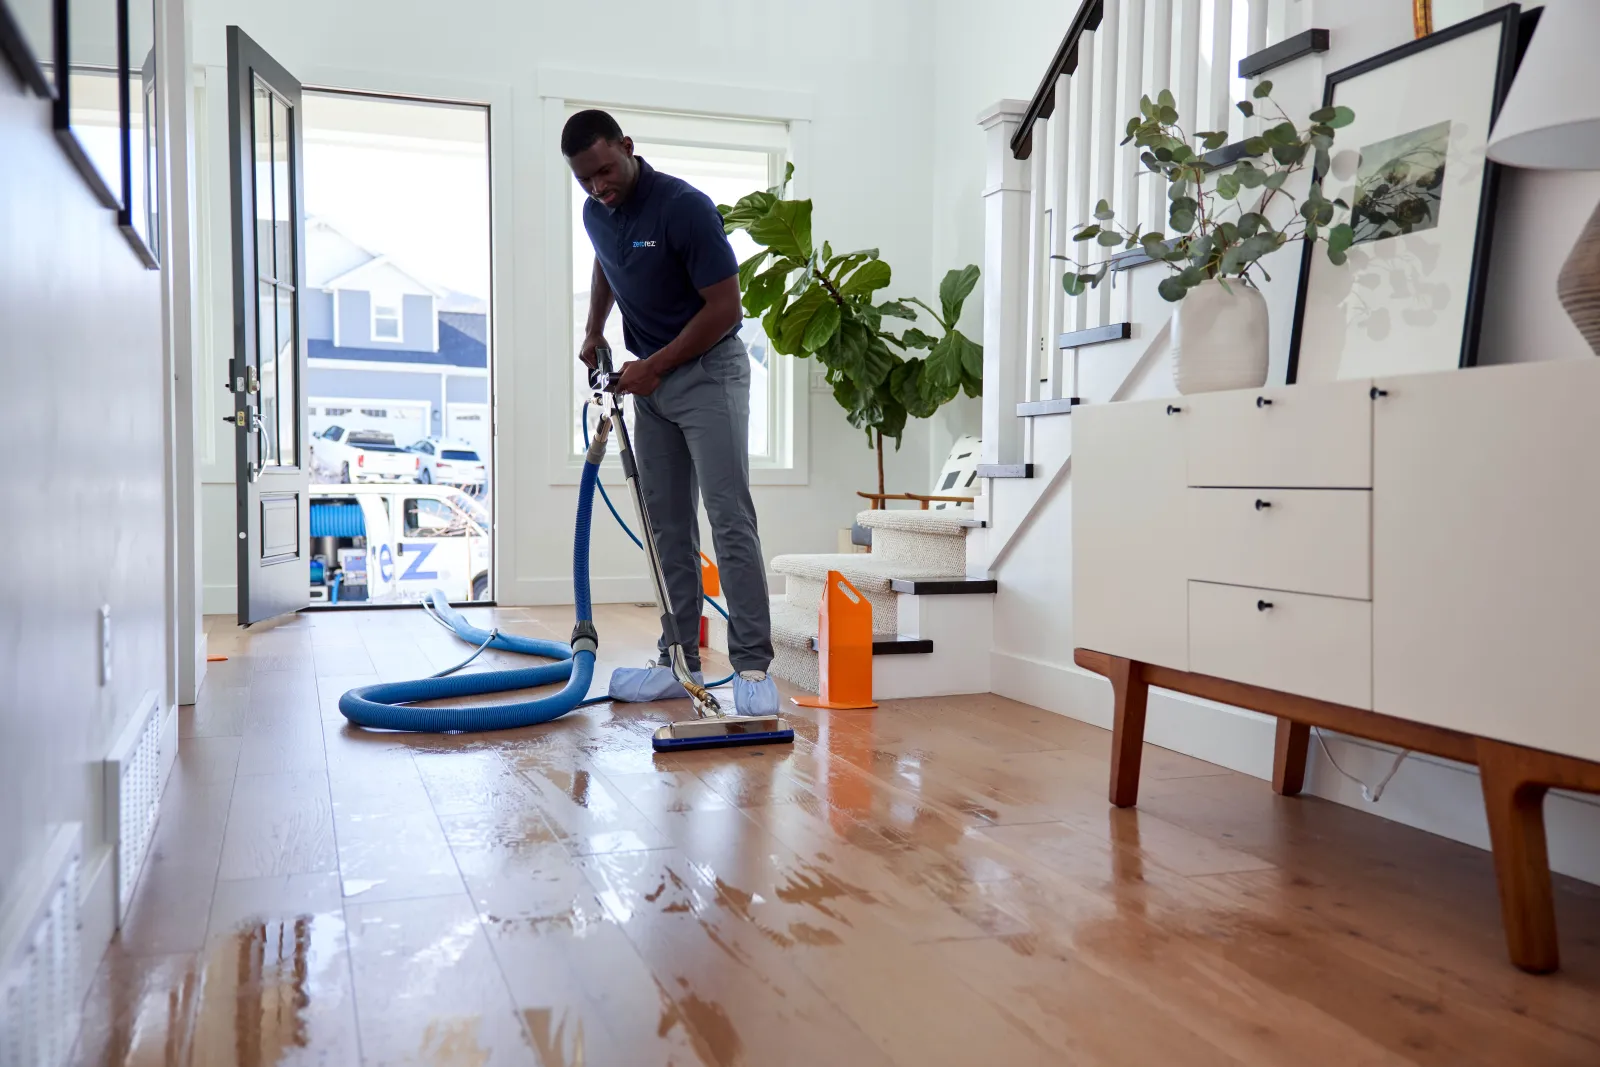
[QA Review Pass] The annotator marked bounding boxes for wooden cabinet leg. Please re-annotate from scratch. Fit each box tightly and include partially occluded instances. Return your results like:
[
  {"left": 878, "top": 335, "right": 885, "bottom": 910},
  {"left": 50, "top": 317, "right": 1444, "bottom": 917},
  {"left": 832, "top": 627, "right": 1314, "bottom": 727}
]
[
  {"left": 1477, "top": 740, "right": 1558, "bottom": 973},
  {"left": 1107, "top": 657, "right": 1149, "bottom": 809},
  {"left": 1273, "top": 720, "right": 1311, "bottom": 796}
]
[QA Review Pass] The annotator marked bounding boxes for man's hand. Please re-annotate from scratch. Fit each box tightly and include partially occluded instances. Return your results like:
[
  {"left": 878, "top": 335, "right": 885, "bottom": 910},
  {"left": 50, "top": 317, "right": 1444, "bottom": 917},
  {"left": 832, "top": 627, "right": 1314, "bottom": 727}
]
[
  {"left": 616, "top": 358, "right": 663, "bottom": 397},
  {"left": 578, "top": 332, "right": 605, "bottom": 370}
]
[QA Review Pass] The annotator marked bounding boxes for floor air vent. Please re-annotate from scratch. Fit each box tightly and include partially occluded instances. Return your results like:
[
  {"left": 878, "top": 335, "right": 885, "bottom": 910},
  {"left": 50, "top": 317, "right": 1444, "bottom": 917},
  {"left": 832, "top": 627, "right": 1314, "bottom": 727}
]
[
  {"left": 0, "top": 824, "right": 83, "bottom": 1067},
  {"left": 105, "top": 692, "right": 164, "bottom": 925}
]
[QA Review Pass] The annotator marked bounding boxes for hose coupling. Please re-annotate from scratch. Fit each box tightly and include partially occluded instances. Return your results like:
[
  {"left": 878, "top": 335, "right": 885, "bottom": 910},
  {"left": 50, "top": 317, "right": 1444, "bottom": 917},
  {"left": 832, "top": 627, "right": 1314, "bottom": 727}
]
[
  {"left": 570, "top": 619, "right": 599, "bottom": 656},
  {"left": 585, "top": 415, "right": 612, "bottom": 464}
]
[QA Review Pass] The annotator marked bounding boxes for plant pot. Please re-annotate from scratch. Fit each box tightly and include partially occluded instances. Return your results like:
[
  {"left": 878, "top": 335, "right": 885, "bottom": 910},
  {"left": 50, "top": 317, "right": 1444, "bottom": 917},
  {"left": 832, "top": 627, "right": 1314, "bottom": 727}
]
[{"left": 1171, "top": 278, "right": 1269, "bottom": 395}]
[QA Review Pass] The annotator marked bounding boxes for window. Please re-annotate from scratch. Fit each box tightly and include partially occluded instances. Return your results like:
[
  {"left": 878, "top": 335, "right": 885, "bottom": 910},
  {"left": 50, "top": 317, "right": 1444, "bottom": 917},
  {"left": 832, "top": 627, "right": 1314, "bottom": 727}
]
[
  {"left": 360, "top": 408, "right": 388, "bottom": 418},
  {"left": 323, "top": 407, "right": 351, "bottom": 417},
  {"left": 372, "top": 301, "right": 401, "bottom": 340},
  {"left": 324, "top": 426, "right": 344, "bottom": 441},
  {"left": 568, "top": 107, "right": 790, "bottom": 464},
  {"left": 442, "top": 449, "right": 479, "bottom": 461},
  {"left": 404, "top": 497, "right": 471, "bottom": 537}
]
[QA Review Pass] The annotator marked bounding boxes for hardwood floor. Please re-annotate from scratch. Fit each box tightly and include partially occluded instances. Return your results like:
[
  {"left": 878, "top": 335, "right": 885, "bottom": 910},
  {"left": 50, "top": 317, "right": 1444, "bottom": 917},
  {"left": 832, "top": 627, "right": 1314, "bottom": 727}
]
[{"left": 72, "top": 604, "right": 1600, "bottom": 1066}]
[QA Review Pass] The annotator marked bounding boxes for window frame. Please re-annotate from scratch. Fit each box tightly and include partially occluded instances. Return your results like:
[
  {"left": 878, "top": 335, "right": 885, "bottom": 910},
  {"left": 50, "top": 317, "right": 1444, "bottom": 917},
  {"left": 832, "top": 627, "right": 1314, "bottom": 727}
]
[
  {"left": 541, "top": 84, "right": 813, "bottom": 488},
  {"left": 371, "top": 298, "right": 402, "bottom": 342}
]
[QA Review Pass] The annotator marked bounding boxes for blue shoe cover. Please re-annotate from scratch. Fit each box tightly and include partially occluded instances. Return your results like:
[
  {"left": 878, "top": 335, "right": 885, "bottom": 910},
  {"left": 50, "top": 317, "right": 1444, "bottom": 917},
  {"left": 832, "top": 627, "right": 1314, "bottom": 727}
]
[
  {"left": 608, "top": 664, "right": 703, "bottom": 702},
  {"left": 733, "top": 672, "right": 779, "bottom": 716}
]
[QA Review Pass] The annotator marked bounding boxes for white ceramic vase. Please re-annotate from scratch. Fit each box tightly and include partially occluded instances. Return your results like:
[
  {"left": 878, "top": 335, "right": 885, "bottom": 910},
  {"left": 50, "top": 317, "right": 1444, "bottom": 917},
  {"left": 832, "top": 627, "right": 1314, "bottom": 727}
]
[{"left": 1171, "top": 277, "right": 1270, "bottom": 395}]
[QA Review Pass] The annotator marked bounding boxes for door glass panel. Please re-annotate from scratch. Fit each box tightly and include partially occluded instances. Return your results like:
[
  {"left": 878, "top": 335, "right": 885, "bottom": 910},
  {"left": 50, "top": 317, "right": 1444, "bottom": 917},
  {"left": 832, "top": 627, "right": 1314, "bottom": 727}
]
[
  {"left": 257, "top": 279, "right": 280, "bottom": 466},
  {"left": 272, "top": 95, "right": 294, "bottom": 286},
  {"left": 253, "top": 80, "right": 274, "bottom": 282},
  {"left": 276, "top": 286, "right": 297, "bottom": 464}
]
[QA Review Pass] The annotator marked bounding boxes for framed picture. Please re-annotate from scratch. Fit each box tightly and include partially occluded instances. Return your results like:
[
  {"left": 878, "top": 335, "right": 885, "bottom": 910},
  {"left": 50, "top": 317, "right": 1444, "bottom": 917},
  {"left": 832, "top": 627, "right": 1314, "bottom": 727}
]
[
  {"left": 1287, "top": 5, "right": 1523, "bottom": 384},
  {"left": 119, "top": 0, "right": 158, "bottom": 266},
  {"left": 54, "top": 0, "right": 123, "bottom": 210},
  {"left": 0, "top": 0, "right": 55, "bottom": 96}
]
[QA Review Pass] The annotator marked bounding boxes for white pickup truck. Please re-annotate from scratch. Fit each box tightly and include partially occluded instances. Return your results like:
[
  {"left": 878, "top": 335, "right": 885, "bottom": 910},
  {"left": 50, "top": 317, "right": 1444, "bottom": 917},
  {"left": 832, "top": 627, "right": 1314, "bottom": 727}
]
[
  {"left": 310, "top": 425, "right": 420, "bottom": 484},
  {"left": 309, "top": 484, "right": 491, "bottom": 604}
]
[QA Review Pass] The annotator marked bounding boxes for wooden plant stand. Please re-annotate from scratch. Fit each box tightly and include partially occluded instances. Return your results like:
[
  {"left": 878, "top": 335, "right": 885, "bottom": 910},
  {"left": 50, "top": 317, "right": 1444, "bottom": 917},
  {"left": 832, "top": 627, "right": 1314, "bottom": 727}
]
[{"left": 1075, "top": 648, "right": 1600, "bottom": 974}]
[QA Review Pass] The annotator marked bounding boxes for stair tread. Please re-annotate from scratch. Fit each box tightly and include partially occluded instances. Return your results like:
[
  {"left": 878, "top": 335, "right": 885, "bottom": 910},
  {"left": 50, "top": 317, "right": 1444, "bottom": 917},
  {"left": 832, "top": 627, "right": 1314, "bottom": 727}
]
[
  {"left": 855, "top": 509, "right": 980, "bottom": 534},
  {"left": 771, "top": 553, "right": 966, "bottom": 586}
]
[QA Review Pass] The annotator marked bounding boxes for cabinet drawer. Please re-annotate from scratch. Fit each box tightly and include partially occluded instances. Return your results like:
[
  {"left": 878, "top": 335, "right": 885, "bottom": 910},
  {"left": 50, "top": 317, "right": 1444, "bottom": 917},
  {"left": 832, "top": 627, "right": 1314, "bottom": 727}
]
[
  {"left": 1187, "top": 489, "right": 1370, "bottom": 599},
  {"left": 1184, "top": 380, "right": 1372, "bottom": 488},
  {"left": 1189, "top": 582, "right": 1372, "bottom": 708}
]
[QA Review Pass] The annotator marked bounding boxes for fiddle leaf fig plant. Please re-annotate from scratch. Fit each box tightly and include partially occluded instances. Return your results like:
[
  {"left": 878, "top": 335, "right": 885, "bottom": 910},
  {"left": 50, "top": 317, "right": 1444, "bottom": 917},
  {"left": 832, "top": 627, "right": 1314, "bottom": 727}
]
[
  {"left": 1060, "top": 83, "right": 1358, "bottom": 301},
  {"left": 719, "top": 164, "right": 982, "bottom": 495}
]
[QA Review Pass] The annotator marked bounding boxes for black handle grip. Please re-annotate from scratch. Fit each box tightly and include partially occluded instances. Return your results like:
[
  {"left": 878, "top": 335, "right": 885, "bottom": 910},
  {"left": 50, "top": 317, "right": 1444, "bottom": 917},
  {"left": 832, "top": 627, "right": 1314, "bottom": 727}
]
[
  {"left": 1257, "top": 600, "right": 1273, "bottom": 611},
  {"left": 1255, "top": 499, "right": 1271, "bottom": 510},
  {"left": 1166, "top": 404, "right": 1182, "bottom": 415},
  {"left": 1256, "top": 395, "right": 1272, "bottom": 408},
  {"left": 1370, "top": 386, "right": 1388, "bottom": 399}
]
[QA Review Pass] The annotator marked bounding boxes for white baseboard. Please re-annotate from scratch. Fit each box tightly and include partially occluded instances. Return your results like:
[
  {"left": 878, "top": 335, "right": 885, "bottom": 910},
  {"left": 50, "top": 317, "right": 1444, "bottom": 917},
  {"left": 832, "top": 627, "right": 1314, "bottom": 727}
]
[{"left": 991, "top": 649, "right": 1600, "bottom": 887}]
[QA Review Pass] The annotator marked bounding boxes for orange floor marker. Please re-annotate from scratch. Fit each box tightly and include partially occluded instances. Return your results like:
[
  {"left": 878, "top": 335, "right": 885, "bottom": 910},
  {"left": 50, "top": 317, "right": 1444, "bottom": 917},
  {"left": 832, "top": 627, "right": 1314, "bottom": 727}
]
[
  {"left": 792, "top": 570, "right": 877, "bottom": 710},
  {"left": 699, "top": 554, "right": 721, "bottom": 647}
]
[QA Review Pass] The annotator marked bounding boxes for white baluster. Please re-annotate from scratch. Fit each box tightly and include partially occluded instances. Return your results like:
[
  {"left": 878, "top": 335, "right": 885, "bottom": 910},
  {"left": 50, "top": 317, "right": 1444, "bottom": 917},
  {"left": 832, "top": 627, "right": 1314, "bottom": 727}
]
[
  {"left": 1210, "top": 0, "right": 1234, "bottom": 136},
  {"left": 1069, "top": 28, "right": 1097, "bottom": 335},
  {"left": 1092, "top": 0, "right": 1120, "bottom": 328},
  {"left": 1177, "top": 0, "right": 1201, "bottom": 157},
  {"left": 1026, "top": 114, "right": 1050, "bottom": 403},
  {"left": 1246, "top": 0, "right": 1268, "bottom": 135},
  {"left": 1119, "top": 0, "right": 1146, "bottom": 242},
  {"left": 1148, "top": 0, "right": 1174, "bottom": 237},
  {"left": 1047, "top": 73, "right": 1071, "bottom": 399}
]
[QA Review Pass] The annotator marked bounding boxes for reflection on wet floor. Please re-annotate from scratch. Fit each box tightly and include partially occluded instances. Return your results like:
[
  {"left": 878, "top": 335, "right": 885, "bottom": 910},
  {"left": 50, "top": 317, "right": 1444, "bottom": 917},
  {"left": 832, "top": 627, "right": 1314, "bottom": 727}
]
[{"left": 68, "top": 605, "right": 1600, "bottom": 1066}]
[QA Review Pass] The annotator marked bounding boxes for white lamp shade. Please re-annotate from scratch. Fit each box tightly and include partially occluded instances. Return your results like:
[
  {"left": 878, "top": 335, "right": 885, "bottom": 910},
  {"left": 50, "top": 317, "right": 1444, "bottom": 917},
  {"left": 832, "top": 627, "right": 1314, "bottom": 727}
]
[{"left": 1486, "top": 0, "right": 1600, "bottom": 170}]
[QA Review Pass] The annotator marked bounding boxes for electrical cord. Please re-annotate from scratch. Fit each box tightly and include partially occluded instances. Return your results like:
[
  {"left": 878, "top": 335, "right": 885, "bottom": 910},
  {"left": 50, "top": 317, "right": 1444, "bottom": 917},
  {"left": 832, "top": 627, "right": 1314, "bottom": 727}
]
[{"left": 1313, "top": 727, "right": 1410, "bottom": 803}]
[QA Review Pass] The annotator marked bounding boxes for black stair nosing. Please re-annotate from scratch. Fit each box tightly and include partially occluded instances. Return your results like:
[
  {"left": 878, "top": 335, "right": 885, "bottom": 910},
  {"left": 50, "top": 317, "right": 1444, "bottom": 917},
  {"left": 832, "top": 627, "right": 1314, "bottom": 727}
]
[
  {"left": 808, "top": 636, "right": 934, "bottom": 655},
  {"left": 1017, "top": 397, "right": 1076, "bottom": 418},
  {"left": 976, "top": 463, "right": 1033, "bottom": 479},
  {"left": 889, "top": 577, "right": 998, "bottom": 596},
  {"left": 1057, "top": 322, "right": 1131, "bottom": 349},
  {"left": 1237, "top": 28, "right": 1330, "bottom": 78}
]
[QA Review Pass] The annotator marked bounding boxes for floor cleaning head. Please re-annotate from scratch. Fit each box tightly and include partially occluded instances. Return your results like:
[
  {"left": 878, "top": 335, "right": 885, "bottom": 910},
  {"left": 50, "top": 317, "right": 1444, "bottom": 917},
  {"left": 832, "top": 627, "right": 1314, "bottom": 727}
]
[{"left": 589, "top": 344, "right": 794, "bottom": 752}]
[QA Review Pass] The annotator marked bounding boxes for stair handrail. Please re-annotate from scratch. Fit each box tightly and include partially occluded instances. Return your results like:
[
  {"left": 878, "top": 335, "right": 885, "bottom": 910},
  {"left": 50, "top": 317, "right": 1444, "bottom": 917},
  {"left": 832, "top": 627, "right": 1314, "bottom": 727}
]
[{"left": 1011, "top": 0, "right": 1103, "bottom": 161}]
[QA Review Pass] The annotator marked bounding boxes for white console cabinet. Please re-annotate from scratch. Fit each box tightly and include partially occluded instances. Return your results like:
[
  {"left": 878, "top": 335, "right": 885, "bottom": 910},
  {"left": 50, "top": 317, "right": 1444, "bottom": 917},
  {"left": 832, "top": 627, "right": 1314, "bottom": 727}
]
[{"left": 1071, "top": 359, "right": 1600, "bottom": 974}]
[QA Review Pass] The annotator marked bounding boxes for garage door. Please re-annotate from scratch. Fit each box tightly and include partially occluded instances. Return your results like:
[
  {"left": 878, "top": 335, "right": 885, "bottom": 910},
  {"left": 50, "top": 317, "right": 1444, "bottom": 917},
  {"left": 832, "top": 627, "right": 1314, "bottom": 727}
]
[
  {"left": 311, "top": 398, "right": 430, "bottom": 447},
  {"left": 446, "top": 404, "right": 491, "bottom": 463}
]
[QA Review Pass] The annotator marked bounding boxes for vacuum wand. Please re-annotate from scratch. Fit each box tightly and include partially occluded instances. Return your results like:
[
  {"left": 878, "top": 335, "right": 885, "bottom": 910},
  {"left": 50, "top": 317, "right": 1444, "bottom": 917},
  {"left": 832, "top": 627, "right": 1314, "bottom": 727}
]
[{"left": 590, "top": 344, "right": 722, "bottom": 718}]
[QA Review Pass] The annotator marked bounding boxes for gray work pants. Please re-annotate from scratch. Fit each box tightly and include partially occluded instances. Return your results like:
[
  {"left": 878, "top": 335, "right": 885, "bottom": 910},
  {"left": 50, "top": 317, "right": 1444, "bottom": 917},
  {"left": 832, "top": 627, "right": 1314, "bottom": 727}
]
[{"left": 632, "top": 334, "right": 773, "bottom": 674}]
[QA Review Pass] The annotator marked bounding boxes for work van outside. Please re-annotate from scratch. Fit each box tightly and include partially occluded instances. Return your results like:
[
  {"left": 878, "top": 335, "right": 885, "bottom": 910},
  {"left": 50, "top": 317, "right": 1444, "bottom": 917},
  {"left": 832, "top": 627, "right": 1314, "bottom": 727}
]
[{"left": 308, "top": 484, "right": 491, "bottom": 604}]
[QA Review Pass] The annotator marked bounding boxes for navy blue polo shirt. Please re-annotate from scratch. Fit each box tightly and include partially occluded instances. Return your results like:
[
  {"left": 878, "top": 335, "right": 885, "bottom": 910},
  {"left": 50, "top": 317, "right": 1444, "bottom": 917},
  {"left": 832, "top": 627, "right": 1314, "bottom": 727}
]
[{"left": 582, "top": 158, "right": 740, "bottom": 358}]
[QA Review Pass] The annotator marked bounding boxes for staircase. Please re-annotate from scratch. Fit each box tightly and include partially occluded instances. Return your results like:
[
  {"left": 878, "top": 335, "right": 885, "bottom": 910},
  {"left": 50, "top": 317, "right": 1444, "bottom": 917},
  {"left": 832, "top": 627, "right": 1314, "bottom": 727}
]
[{"left": 711, "top": 509, "right": 996, "bottom": 699}]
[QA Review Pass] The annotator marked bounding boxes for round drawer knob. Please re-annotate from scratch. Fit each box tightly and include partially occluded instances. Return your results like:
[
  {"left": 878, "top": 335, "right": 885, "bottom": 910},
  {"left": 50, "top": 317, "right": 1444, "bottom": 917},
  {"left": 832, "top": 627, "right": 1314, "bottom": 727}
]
[
  {"left": 1166, "top": 404, "right": 1182, "bottom": 415},
  {"left": 1255, "top": 498, "right": 1271, "bottom": 510},
  {"left": 1257, "top": 600, "right": 1273, "bottom": 611},
  {"left": 1256, "top": 395, "right": 1273, "bottom": 408}
]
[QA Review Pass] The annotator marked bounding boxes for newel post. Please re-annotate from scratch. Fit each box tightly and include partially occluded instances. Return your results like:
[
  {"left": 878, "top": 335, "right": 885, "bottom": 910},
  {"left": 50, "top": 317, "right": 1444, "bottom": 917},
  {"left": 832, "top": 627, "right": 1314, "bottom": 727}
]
[{"left": 977, "top": 100, "right": 1031, "bottom": 468}]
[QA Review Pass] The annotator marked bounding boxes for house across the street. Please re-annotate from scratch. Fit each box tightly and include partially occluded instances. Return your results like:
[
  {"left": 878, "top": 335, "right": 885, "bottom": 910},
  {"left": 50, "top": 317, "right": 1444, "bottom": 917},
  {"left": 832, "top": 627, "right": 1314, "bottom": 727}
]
[{"left": 303, "top": 217, "right": 490, "bottom": 461}]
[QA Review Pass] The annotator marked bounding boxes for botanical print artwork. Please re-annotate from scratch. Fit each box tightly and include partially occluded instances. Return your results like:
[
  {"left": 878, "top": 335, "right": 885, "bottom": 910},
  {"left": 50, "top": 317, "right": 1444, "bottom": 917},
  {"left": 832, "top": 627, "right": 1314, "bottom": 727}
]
[{"left": 1350, "top": 120, "right": 1451, "bottom": 245}]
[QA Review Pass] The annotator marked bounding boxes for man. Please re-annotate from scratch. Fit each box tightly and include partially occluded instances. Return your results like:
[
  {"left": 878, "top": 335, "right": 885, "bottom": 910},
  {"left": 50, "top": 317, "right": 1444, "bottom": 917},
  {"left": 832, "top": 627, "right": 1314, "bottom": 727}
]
[{"left": 563, "top": 108, "right": 777, "bottom": 716}]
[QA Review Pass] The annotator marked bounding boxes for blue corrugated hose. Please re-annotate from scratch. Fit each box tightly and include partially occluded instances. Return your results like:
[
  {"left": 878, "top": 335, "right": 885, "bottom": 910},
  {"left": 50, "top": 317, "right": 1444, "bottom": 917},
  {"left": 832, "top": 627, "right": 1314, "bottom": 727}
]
[
  {"left": 340, "top": 413, "right": 736, "bottom": 733},
  {"left": 338, "top": 461, "right": 603, "bottom": 731}
]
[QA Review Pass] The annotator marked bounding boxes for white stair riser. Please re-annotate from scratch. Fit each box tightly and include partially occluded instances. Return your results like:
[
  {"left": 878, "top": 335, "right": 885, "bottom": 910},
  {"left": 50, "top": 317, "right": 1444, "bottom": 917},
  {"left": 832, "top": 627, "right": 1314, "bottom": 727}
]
[
  {"left": 767, "top": 592, "right": 994, "bottom": 699},
  {"left": 782, "top": 574, "right": 899, "bottom": 634},
  {"left": 866, "top": 526, "right": 969, "bottom": 573}
]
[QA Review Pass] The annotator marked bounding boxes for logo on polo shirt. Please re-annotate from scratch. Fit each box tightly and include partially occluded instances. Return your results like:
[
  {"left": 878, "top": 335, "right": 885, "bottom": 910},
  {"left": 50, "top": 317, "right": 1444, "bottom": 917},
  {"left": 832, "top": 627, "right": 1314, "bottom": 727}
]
[{"left": 632, "top": 240, "right": 658, "bottom": 248}]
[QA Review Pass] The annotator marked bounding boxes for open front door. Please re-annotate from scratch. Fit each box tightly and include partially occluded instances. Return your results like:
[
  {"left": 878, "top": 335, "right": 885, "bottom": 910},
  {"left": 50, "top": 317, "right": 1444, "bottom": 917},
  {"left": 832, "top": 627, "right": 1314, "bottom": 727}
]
[{"left": 227, "top": 27, "right": 308, "bottom": 625}]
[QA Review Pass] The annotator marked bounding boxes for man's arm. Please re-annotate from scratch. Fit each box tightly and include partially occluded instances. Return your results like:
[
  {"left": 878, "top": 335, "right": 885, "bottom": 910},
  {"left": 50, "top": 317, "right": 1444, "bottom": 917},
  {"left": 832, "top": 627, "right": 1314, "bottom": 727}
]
[
  {"left": 615, "top": 276, "right": 742, "bottom": 396},
  {"left": 579, "top": 258, "right": 614, "bottom": 368}
]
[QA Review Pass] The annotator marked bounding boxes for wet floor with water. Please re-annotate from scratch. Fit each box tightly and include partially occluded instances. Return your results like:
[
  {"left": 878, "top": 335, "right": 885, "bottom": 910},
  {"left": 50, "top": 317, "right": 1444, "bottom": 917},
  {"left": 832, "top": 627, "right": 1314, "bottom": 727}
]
[{"left": 71, "top": 604, "right": 1600, "bottom": 1065}]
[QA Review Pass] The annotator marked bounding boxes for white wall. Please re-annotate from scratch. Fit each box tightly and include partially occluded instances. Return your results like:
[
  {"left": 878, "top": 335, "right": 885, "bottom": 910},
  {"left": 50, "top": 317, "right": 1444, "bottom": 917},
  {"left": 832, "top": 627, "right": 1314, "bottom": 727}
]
[
  {"left": 191, "top": 0, "right": 948, "bottom": 614},
  {"left": 936, "top": 0, "right": 1600, "bottom": 884}
]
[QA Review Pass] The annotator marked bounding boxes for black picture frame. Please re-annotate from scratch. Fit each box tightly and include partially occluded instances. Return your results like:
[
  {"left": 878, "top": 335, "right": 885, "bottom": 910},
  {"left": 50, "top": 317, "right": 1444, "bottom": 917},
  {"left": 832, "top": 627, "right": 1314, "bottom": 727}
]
[
  {"left": 1285, "top": 4, "right": 1527, "bottom": 384},
  {"left": 117, "top": 0, "right": 158, "bottom": 267},
  {"left": 0, "top": 0, "right": 55, "bottom": 96},
  {"left": 53, "top": 0, "right": 123, "bottom": 210}
]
